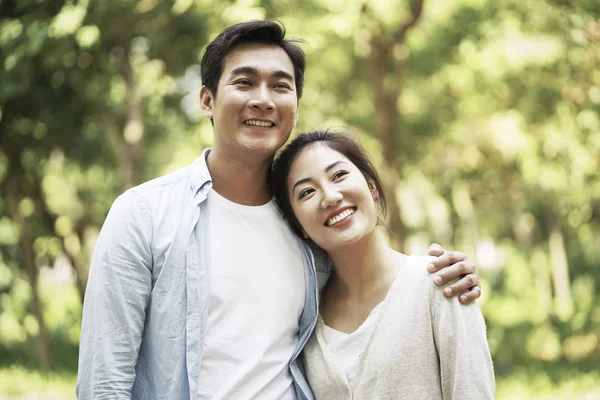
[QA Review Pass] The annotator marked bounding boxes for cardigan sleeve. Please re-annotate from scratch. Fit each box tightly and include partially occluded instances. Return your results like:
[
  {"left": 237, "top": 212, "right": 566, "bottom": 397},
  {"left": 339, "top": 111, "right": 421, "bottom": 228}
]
[{"left": 431, "top": 286, "right": 495, "bottom": 400}]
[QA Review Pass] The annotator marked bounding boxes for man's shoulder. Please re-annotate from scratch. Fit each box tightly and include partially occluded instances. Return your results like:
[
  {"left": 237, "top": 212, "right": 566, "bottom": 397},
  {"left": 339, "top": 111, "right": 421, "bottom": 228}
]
[{"left": 129, "top": 153, "right": 211, "bottom": 197}]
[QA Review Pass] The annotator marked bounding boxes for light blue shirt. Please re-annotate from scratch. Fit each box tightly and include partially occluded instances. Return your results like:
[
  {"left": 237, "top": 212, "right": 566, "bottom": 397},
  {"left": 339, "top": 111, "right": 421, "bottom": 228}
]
[{"left": 76, "top": 149, "right": 331, "bottom": 399}]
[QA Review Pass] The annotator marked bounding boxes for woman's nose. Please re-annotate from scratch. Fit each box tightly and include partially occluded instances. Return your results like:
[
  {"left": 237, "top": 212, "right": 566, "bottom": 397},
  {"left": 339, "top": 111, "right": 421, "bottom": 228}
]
[{"left": 321, "top": 187, "right": 343, "bottom": 209}]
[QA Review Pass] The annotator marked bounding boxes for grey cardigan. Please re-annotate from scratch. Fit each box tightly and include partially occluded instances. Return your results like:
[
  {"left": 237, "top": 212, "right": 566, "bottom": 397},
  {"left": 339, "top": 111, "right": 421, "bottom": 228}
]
[{"left": 302, "top": 256, "right": 495, "bottom": 400}]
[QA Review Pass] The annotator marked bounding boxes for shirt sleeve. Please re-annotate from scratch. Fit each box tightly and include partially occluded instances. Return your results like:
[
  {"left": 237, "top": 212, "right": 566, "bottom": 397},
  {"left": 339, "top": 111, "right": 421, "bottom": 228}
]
[
  {"left": 76, "top": 189, "right": 153, "bottom": 399},
  {"left": 431, "top": 287, "right": 495, "bottom": 400}
]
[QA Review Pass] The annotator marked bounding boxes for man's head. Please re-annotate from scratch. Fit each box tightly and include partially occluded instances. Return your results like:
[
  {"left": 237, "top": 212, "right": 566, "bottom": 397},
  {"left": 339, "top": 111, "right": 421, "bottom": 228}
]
[
  {"left": 201, "top": 20, "right": 306, "bottom": 100},
  {"left": 199, "top": 21, "right": 306, "bottom": 160}
]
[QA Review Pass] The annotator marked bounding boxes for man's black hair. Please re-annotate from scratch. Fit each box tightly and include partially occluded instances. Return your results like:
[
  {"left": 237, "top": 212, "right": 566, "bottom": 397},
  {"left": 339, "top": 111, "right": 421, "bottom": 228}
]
[{"left": 201, "top": 20, "right": 306, "bottom": 99}]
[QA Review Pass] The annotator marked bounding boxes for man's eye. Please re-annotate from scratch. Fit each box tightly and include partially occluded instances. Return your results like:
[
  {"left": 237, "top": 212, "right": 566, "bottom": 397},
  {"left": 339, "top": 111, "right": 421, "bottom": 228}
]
[
  {"left": 275, "top": 82, "right": 292, "bottom": 89},
  {"left": 235, "top": 79, "right": 251, "bottom": 85}
]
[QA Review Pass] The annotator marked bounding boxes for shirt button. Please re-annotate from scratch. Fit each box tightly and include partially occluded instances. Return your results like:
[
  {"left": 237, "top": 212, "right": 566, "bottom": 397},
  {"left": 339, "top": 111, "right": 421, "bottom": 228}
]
[
  {"left": 189, "top": 263, "right": 197, "bottom": 270},
  {"left": 191, "top": 370, "right": 197, "bottom": 377}
]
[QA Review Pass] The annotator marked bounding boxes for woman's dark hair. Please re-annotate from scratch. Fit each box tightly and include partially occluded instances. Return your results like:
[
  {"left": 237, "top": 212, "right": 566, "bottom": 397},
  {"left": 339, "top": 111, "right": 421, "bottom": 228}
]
[
  {"left": 272, "top": 129, "right": 388, "bottom": 238},
  {"left": 201, "top": 20, "right": 306, "bottom": 99}
]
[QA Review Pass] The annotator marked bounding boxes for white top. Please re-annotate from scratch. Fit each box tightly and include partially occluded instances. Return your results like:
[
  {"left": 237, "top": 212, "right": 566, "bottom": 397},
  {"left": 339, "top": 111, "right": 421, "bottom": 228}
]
[
  {"left": 321, "top": 303, "right": 382, "bottom": 387},
  {"left": 198, "top": 189, "right": 306, "bottom": 400}
]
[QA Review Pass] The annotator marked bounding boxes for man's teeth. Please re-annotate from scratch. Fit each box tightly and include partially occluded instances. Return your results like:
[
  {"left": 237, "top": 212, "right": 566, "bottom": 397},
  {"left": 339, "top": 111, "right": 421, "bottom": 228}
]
[
  {"left": 244, "top": 120, "right": 274, "bottom": 127},
  {"left": 327, "top": 209, "right": 355, "bottom": 226}
]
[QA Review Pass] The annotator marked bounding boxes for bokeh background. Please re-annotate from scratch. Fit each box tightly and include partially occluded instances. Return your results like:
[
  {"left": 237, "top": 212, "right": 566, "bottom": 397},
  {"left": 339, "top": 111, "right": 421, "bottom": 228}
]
[{"left": 1, "top": 0, "right": 599, "bottom": 398}]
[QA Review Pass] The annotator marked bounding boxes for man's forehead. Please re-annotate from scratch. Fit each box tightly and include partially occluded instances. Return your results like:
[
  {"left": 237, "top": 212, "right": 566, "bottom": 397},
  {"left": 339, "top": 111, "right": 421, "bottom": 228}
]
[{"left": 221, "top": 43, "right": 295, "bottom": 76}]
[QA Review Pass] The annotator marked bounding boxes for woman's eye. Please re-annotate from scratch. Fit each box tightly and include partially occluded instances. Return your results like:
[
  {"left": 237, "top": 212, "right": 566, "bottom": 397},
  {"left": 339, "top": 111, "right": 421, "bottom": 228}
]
[
  {"left": 333, "top": 171, "right": 349, "bottom": 180},
  {"left": 298, "top": 188, "right": 314, "bottom": 199}
]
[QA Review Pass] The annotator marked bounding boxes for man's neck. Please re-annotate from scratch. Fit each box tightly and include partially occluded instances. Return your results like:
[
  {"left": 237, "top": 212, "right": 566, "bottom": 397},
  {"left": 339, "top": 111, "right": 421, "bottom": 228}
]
[{"left": 206, "top": 147, "right": 273, "bottom": 206}]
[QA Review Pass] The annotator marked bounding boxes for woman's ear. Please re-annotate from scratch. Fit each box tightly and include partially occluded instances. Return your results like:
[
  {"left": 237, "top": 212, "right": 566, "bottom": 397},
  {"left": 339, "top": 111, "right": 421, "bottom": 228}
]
[
  {"left": 368, "top": 180, "right": 379, "bottom": 201},
  {"left": 294, "top": 220, "right": 309, "bottom": 239}
]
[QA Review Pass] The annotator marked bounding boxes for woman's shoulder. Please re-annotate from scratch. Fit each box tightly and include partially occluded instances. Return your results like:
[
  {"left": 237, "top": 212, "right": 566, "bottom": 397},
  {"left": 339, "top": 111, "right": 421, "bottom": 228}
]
[
  {"left": 398, "top": 255, "right": 436, "bottom": 279},
  {"left": 389, "top": 255, "right": 438, "bottom": 300}
]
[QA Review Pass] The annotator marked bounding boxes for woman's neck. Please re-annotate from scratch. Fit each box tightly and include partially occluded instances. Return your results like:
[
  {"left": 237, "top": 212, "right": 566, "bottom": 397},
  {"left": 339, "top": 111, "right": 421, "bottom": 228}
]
[{"left": 326, "top": 231, "right": 405, "bottom": 301}]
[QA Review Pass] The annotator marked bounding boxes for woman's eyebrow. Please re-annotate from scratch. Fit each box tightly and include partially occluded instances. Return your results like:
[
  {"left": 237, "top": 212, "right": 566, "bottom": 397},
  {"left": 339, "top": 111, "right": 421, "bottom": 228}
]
[{"left": 324, "top": 160, "right": 347, "bottom": 172}]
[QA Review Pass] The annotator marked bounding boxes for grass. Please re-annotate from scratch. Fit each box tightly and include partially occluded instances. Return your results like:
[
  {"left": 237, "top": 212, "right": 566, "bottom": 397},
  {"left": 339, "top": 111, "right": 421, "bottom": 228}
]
[
  {"left": 0, "top": 366, "right": 76, "bottom": 400},
  {"left": 0, "top": 365, "right": 599, "bottom": 399}
]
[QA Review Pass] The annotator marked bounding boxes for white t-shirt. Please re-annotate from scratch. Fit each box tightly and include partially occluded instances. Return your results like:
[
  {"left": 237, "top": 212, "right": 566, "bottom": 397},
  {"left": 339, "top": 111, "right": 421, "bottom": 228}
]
[
  {"left": 321, "top": 303, "right": 382, "bottom": 387},
  {"left": 198, "top": 189, "right": 306, "bottom": 400}
]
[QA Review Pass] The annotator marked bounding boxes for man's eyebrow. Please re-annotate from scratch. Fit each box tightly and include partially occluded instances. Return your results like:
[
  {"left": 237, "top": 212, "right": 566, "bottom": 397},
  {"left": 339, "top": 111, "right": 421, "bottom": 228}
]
[
  {"left": 230, "top": 66, "right": 294, "bottom": 82},
  {"left": 292, "top": 160, "right": 349, "bottom": 193},
  {"left": 230, "top": 66, "right": 258, "bottom": 77},
  {"left": 272, "top": 70, "right": 294, "bottom": 82}
]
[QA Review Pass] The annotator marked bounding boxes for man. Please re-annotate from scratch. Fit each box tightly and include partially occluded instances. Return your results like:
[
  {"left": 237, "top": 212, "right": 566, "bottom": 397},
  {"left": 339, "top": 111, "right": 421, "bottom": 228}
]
[{"left": 76, "top": 20, "right": 481, "bottom": 399}]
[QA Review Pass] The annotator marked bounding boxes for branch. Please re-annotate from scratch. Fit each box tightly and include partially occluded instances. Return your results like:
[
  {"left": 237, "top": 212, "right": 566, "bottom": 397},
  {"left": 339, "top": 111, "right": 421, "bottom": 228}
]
[{"left": 393, "top": 0, "right": 425, "bottom": 45}]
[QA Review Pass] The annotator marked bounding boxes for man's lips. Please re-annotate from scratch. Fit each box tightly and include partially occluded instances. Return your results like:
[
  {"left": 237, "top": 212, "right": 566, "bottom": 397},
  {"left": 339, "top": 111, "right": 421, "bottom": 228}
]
[
  {"left": 243, "top": 118, "right": 275, "bottom": 127},
  {"left": 325, "top": 207, "right": 356, "bottom": 226}
]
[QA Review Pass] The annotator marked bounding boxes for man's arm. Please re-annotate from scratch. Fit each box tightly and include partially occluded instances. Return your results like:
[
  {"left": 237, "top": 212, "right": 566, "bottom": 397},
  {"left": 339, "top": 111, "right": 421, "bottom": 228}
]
[
  {"left": 426, "top": 243, "right": 481, "bottom": 304},
  {"left": 76, "top": 190, "right": 153, "bottom": 399}
]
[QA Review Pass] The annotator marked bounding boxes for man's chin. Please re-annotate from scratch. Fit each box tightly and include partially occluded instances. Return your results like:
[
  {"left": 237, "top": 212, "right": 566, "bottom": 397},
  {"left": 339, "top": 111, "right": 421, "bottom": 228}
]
[{"left": 242, "top": 137, "right": 288, "bottom": 156}]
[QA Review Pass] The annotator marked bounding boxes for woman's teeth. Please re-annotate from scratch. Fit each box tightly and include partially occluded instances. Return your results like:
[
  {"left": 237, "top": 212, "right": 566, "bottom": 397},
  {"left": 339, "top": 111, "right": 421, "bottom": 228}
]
[{"left": 326, "top": 208, "right": 355, "bottom": 226}]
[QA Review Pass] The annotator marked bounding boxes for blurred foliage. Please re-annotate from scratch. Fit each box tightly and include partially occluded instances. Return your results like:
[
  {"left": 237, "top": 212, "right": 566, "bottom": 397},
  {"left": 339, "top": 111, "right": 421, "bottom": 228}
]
[{"left": 1, "top": 0, "right": 599, "bottom": 398}]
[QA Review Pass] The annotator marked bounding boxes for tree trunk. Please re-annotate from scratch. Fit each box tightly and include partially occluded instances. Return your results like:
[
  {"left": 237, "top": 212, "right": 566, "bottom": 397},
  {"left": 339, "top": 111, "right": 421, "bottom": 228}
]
[
  {"left": 122, "top": 42, "right": 144, "bottom": 188},
  {"left": 549, "top": 224, "right": 572, "bottom": 319},
  {"left": 104, "top": 42, "right": 144, "bottom": 191},
  {"left": 63, "top": 239, "right": 88, "bottom": 304},
  {"left": 8, "top": 179, "right": 53, "bottom": 369},
  {"left": 363, "top": 0, "right": 425, "bottom": 250},
  {"left": 368, "top": 41, "right": 405, "bottom": 250}
]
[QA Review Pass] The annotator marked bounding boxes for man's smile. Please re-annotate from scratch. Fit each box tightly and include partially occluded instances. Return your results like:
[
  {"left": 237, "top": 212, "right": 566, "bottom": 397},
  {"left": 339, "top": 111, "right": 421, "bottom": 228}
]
[{"left": 243, "top": 119, "right": 275, "bottom": 127}]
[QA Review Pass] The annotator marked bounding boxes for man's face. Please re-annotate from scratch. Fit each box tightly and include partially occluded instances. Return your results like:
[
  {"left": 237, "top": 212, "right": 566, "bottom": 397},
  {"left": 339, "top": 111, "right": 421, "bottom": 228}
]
[{"left": 200, "top": 43, "right": 299, "bottom": 160}]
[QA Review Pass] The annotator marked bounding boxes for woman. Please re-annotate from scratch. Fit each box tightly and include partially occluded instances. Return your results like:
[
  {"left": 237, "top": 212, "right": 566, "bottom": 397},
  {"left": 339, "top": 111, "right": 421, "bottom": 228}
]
[{"left": 272, "top": 130, "right": 494, "bottom": 399}]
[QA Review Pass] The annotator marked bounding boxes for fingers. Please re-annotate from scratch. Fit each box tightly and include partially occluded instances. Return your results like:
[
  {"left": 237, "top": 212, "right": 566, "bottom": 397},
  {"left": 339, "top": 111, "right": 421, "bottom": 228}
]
[
  {"left": 441, "top": 273, "right": 479, "bottom": 297},
  {"left": 427, "top": 243, "right": 445, "bottom": 257},
  {"left": 458, "top": 286, "right": 481, "bottom": 304},
  {"left": 427, "top": 251, "right": 469, "bottom": 274}
]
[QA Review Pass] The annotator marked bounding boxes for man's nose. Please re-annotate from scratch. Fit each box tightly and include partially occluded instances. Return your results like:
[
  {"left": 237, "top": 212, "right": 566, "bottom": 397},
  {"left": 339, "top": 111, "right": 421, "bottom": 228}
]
[{"left": 249, "top": 84, "right": 274, "bottom": 110}]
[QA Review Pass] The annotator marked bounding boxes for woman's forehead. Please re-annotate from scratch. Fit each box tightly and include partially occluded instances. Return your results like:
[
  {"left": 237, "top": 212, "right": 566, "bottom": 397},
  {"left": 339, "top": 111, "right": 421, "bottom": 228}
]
[{"left": 288, "top": 144, "right": 354, "bottom": 181}]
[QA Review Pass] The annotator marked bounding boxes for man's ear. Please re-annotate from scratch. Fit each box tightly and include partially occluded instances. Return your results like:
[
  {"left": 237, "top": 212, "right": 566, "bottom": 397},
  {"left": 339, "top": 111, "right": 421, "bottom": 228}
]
[
  {"left": 200, "top": 86, "right": 214, "bottom": 119},
  {"left": 293, "top": 106, "right": 299, "bottom": 127},
  {"left": 368, "top": 180, "right": 379, "bottom": 201}
]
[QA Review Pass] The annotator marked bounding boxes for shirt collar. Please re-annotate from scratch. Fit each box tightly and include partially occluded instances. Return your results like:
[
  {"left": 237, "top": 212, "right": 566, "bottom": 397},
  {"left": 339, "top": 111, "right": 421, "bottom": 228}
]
[{"left": 189, "top": 148, "right": 213, "bottom": 196}]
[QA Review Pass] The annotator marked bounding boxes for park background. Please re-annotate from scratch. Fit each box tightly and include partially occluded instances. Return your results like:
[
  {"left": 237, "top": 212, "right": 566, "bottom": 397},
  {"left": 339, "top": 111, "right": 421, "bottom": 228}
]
[{"left": 1, "top": 0, "right": 599, "bottom": 398}]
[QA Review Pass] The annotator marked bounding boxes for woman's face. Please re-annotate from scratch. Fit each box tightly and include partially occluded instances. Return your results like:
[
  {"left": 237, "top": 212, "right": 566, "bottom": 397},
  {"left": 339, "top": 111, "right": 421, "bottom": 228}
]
[{"left": 287, "top": 144, "right": 379, "bottom": 252}]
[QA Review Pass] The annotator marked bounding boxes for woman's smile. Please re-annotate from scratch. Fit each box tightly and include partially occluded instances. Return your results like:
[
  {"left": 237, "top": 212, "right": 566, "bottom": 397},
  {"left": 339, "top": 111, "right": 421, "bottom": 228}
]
[{"left": 325, "top": 207, "right": 356, "bottom": 227}]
